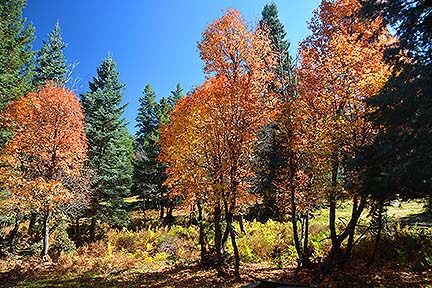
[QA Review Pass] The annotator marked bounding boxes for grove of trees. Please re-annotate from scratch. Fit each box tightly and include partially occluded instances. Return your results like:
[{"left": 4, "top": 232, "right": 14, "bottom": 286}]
[{"left": 0, "top": 0, "right": 430, "bottom": 286}]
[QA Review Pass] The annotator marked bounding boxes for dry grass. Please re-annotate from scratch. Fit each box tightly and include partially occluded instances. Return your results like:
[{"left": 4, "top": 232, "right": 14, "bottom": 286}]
[{"left": 1, "top": 199, "right": 430, "bottom": 287}]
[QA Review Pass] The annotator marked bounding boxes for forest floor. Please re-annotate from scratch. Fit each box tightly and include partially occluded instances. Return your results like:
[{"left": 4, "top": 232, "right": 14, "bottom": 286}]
[
  {"left": 1, "top": 261, "right": 431, "bottom": 288},
  {"left": 1, "top": 200, "right": 431, "bottom": 288}
]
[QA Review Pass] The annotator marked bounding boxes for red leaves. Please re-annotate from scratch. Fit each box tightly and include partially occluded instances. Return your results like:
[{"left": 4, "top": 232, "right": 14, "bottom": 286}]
[
  {"left": 160, "top": 10, "right": 278, "bottom": 209},
  {"left": 0, "top": 82, "right": 88, "bottom": 213},
  {"left": 294, "top": 0, "right": 392, "bottom": 200}
]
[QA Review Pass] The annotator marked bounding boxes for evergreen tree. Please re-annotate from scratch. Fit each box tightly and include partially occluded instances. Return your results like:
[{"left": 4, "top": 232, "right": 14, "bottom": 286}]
[
  {"left": 135, "top": 85, "right": 158, "bottom": 147},
  {"left": 81, "top": 56, "right": 132, "bottom": 239},
  {"left": 261, "top": 2, "right": 293, "bottom": 89},
  {"left": 33, "top": 21, "right": 68, "bottom": 87},
  {"left": 254, "top": 3, "right": 294, "bottom": 217},
  {"left": 133, "top": 85, "right": 162, "bottom": 212},
  {"left": 167, "top": 83, "right": 183, "bottom": 108},
  {"left": 0, "top": 0, "right": 35, "bottom": 147},
  {"left": 133, "top": 84, "right": 182, "bottom": 219},
  {"left": 358, "top": 0, "right": 431, "bottom": 203},
  {"left": 158, "top": 97, "right": 171, "bottom": 125}
]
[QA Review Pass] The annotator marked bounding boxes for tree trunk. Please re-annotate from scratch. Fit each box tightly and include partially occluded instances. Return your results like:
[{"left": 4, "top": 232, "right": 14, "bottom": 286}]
[
  {"left": 214, "top": 203, "right": 224, "bottom": 276},
  {"left": 28, "top": 211, "right": 37, "bottom": 240},
  {"left": 89, "top": 195, "right": 99, "bottom": 242},
  {"left": 168, "top": 203, "right": 173, "bottom": 218},
  {"left": 197, "top": 200, "right": 207, "bottom": 264},
  {"left": 90, "top": 216, "right": 97, "bottom": 242},
  {"left": 8, "top": 210, "right": 22, "bottom": 253},
  {"left": 368, "top": 201, "right": 383, "bottom": 267},
  {"left": 230, "top": 219, "right": 241, "bottom": 279},
  {"left": 319, "top": 196, "right": 366, "bottom": 282},
  {"left": 329, "top": 158, "right": 339, "bottom": 247},
  {"left": 303, "top": 211, "right": 309, "bottom": 265},
  {"left": 41, "top": 210, "right": 51, "bottom": 260},
  {"left": 238, "top": 214, "right": 247, "bottom": 235},
  {"left": 75, "top": 217, "right": 80, "bottom": 246},
  {"left": 222, "top": 200, "right": 230, "bottom": 253},
  {"left": 342, "top": 196, "right": 358, "bottom": 264},
  {"left": 159, "top": 200, "right": 164, "bottom": 220},
  {"left": 288, "top": 154, "right": 303, "bottom": 277}
]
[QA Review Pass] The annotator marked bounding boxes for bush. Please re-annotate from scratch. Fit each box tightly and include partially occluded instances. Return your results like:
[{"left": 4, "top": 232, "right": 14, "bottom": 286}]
[{"left": 228, "top": 219, "right": 296, "bottom": 266}]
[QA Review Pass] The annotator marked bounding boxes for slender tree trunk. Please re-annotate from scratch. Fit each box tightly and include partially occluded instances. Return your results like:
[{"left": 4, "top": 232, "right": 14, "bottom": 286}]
[
  {"left": 89, "top": 195, "right": 99, "bottom": 242},
  {"left": 197, "top": 200, "right": 207, "bottom": 264},
  {"left": 214, "top": 203, "right": 224, "bottom": 276},
  {"left": 168, "top": 203, "right": 173, "bottom": 218},
  {"left": 230, "top": 220, "right": 241, "bottom": 279},
  {"left": 238, "top": 214, "right": 247, "bottom": 235},
  {"left": 28, "top": 211, "right": 37, "bottom": 240},
  {"left": 159, "top": 195, "right": 165, "bottom": 220},
  {"left": 303, "top": 211, "right": 309, "bottom": 265},
  {"left": 41, "top": 210, "right": 51, "bottom": 260},
  {"left": 319, "top": 197, "right": 366, "bottom": 282},
  {"left": 342, "top": 196, "right": 359, "bottom": 264},
  {"left": 288, "top": 154, "right": 303, "bottom": 275},
  {"left": 329, "top": 157, "right": 339, "bottom": 246},
  {"left": 89, "top": 216, "right": 97, "bottom": 242},
  {"left": 75, "top": 218, "right": 80, "bottom": 246},
  {"left": 222, "top": 200, "right": 230, "bottom": 252},
  {"left": 8, "top": 210, "right": 22, "bottom": 253},
  {"left": 368, "top": 201, "right": 383, "bottom": 267}
]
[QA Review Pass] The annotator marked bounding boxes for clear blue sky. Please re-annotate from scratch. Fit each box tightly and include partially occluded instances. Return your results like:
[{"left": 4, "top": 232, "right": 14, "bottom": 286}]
[{"left": 23, "top": 0, "right": 320, "bottom": 133}]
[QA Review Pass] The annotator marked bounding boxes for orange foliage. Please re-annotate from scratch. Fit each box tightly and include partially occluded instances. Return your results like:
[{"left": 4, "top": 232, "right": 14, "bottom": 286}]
[
  {"left": 0, "top": 82, "right": 88, "bottom": 214},
  {"left": 296, "top": 0, "right": 391, "bottom": 198},
  {"left": 160, "top": 9, "right": 278, "bottom": 211}
]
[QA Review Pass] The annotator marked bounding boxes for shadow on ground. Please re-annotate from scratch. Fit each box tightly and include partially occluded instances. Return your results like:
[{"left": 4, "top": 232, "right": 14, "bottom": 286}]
[
  {"left": 0, "top": 265, "right": 245, "bottom": 288},
  {"left": 399, "top": 211, "right": 432, "bottom": 228}
]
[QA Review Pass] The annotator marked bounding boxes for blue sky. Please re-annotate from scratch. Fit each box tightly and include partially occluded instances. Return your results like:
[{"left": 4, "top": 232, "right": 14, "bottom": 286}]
[{"left": 23, "top": 0, "right": 320, "bottom": 133}]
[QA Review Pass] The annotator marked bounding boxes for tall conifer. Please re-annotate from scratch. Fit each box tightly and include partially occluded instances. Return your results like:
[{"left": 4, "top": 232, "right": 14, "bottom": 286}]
[
  {"left": 0, "top": 0, "right": 35, "bottom": 147},
  {"left": 81, "top": 56, "right": 132, "bottom": 239},
  {"left": 133, "top": 84, "right": 183, "bottom": 219},
  {"left": 33, "top": 21, "right": 68, "bottom": 86}
]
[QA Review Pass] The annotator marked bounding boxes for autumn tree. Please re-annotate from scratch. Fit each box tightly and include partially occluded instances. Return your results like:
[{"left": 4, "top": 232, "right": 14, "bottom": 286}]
[
  {"left": 0, "top": 83, "right": 87, "bottom": 259},
  {"left": 251, "top": 2, "right": 294, "bottom": 218},
  {"left": 33, "top": 21, "right": 68, "bottom": 87},
  {"left": 81, "top": 55, "right": 133, "bottom": 240},
  {"left": 297, "top": 0, "right": 391, "bottom": 279},
  {"left": 258, "top": 4, "right": 314, "bottom": 277},
  {"left": 161, "top": 9, "right": 277, "bottom": 278}
]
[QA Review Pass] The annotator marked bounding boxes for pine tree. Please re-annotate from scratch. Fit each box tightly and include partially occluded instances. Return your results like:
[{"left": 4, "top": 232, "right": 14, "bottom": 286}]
[
  {"left": 167, "top": 83, "right": 183, "bottom": 108},
  {"left": 0, "top": 0, "right": 35, "bottom": 147},
  {"left": 133, "top": 85, "right": 162, "bottom": 212},
  {"left": 33, "top": 21, "right": 68, "bottom": 87},
  {"left": 254, "top": 3, "right": 294, "bottom": 217},
  {"left": 135, "top": 85, "right": 158, "bottom": 147},
  {"left": 81, "top": 55, "right": 132, "bottom": 239},
  {"left": 358, "top": 0, "right": 432, "bottom": 206},
  {"left": 133, "top": 84, "right": 182, "bottom": 219}
]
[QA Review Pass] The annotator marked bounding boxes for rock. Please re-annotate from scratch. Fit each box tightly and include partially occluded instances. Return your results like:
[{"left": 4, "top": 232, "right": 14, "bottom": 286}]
[
  {"left": 108, "top": 269, "right": 119, "bottom": 275},
  {"left": 390, "top": 201, "right": 401, "bottom": 207}
]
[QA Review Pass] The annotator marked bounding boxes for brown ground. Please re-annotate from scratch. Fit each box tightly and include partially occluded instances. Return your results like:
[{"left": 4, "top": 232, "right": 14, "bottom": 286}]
[{"left": 1, "top": 261, "right": 431, "bottom": 288}]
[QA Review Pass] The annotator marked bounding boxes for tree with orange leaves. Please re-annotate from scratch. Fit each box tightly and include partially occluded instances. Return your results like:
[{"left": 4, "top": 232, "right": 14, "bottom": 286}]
[
  {"left": 297, "top": 0, "right": 392, "bottom": 279},
  {"left": 0, "top": 82, "right": 88, "bottom": 259},
  {"left": 160, "top": 9, "right": 277, "bottom": 277}
]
